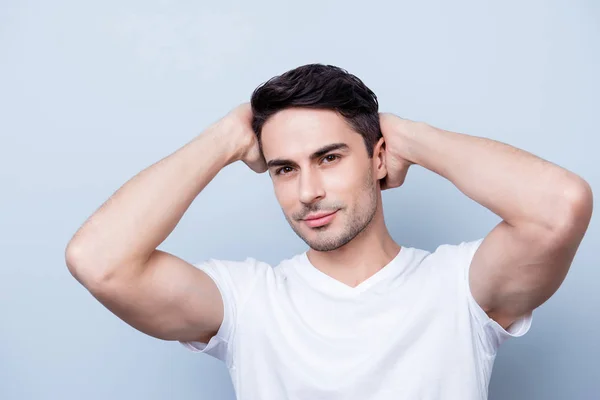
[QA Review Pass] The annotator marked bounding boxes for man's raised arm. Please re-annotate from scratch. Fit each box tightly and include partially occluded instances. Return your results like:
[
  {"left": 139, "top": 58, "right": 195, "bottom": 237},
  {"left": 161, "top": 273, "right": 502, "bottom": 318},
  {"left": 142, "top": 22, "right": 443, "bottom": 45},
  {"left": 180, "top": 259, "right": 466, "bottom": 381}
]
[
  {"left": 379, "top": 113, "right": 593, "bottom": 330},
  {"left": 64, "top": 103, "right": 266, "bottom": 342}
]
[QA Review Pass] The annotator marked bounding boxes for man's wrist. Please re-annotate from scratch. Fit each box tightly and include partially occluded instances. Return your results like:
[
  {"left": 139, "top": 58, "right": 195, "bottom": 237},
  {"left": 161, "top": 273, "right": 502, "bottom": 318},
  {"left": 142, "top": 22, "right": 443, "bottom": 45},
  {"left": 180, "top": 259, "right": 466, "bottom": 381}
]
[
  {"left": 392, "top": 118, "right": 432, "bottom": 166},
  {"left": 200, "top": 123, "right": 245, "bottom": 166}
]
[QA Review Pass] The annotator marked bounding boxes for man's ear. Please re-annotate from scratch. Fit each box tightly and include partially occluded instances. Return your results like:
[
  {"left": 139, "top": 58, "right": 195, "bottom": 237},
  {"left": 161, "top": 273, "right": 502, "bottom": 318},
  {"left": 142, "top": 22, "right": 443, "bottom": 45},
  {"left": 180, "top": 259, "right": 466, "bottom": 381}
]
[{"left": 373, "top": 137, "right": 388, "bottom": 181}]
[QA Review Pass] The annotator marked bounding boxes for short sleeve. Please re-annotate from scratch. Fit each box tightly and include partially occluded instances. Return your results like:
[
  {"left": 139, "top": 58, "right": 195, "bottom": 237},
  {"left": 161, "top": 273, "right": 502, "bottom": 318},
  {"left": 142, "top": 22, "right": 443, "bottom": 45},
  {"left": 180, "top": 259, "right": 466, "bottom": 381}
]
[
  {"left": 457, "top": 238, "right": 533, "bottom": 355},
  {"left": 179, "top": 257, "right": 265, "bottom": 367}
]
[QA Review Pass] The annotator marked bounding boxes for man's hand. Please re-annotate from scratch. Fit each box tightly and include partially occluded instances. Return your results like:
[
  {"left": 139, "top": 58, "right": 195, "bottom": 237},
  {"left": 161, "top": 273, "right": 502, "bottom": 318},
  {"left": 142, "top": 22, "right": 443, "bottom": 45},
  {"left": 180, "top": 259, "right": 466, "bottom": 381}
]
[
  {"left": 378, "top": 112, "right": 419, "bottom": 190},
  {"left": 210, "top": 103, "right": 267, "bottom": 173}
]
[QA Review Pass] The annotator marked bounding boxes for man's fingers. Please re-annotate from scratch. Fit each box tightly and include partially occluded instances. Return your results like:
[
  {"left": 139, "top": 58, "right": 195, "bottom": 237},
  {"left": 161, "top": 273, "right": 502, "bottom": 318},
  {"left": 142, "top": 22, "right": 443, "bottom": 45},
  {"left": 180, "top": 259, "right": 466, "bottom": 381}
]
[
  {"left": 244, "top": 157, "right": 268, "bottom": 174},
  {"left": 251, "top": 162, "right": 268, "bottom": 174},
  {"left": 242, "top": 136, "right": 268, "bottom": 173},
  {"left": 381, "top": 171, "right": 407, "bottom": 190},
  {"left": 382, "top": 178, "right": 401, "bottom": 190},
  {"left": 380, "top": 178, "right": 390, "bottom": 190}
]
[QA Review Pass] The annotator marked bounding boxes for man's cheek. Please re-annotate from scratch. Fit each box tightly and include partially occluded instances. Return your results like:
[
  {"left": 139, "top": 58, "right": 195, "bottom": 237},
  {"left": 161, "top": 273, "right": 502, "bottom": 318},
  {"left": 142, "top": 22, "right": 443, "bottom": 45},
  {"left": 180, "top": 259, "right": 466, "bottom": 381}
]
[
  {"left": 324, "top": 175, "right": 353, "bottom": 193},
  {"left": 275, "top": 189, "right": 297, "bottom": 212}
]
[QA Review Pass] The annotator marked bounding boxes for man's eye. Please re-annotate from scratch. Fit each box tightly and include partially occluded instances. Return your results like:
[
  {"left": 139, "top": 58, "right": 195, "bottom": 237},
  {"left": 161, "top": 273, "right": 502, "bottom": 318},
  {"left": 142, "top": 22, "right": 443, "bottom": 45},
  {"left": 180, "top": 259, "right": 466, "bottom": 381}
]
[
  {"left": 276, "top": 166, "right": 293, "bottom": 175},
  {"left": 322, "top": 154, "right": 339, "bottom": 163}
]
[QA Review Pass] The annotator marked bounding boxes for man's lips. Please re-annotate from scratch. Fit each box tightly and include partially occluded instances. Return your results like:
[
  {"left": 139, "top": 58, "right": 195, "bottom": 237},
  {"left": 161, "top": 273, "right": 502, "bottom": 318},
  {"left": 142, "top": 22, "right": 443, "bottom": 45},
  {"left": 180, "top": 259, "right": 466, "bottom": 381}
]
[{"left": 302, "top": 210, "right": 338, "bottom": 228}]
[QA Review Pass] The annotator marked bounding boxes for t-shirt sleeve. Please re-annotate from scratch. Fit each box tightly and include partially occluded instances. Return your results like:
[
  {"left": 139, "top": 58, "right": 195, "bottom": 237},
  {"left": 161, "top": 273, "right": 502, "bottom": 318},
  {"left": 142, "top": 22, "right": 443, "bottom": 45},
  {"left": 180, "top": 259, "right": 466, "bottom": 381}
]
[
  {"left": 456, "top": 238, "right": 533, "bottom": 355},
  {"left": 457, "top": 238, "right": 533, "bottom": 354},
  {"left": 178, "top": 257, "right": 264, "bottom": 367}
]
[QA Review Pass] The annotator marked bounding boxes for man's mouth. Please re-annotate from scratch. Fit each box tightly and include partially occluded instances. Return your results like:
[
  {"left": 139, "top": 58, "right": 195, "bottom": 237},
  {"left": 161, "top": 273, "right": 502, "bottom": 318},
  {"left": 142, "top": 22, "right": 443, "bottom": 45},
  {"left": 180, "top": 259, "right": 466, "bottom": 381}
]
[{"left": 302, "top": 210, "right": 338, "bottom": 228}]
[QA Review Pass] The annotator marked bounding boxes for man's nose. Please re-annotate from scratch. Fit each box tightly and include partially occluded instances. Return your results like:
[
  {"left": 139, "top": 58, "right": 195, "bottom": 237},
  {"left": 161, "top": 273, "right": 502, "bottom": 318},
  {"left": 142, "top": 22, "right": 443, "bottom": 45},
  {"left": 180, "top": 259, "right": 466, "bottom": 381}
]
[{"left": 298, "top": 170, "right": 325, "bottom": 205}]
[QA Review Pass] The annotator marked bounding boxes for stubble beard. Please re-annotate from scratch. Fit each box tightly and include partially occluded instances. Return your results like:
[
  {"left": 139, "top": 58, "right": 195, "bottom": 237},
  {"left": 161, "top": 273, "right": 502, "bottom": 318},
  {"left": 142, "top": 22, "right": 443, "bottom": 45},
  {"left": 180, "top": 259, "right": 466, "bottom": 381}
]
[{"left": 285, "top": 170, "right": 378, "bottom": 252}]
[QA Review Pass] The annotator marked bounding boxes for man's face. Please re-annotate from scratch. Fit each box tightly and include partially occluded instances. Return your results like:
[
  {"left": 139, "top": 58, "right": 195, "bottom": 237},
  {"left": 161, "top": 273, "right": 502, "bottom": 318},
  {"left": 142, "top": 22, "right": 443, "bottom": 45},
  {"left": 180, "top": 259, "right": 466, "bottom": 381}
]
[{"left": 261, "top": 108, "right": 384, "bottom": 252}]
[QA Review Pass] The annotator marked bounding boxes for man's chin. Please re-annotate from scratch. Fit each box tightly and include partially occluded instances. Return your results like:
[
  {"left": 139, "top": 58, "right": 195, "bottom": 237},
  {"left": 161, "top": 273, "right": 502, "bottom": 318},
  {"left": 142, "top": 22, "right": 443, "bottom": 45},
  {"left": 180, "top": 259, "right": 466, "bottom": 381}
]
[
  {"left": 307, "top": 240, "right": 347, "bottom": 252},
  {"left": 301, "top": 233, "right": 351, "bottom": 252},
  {"left": 289, "top": 222, "right": 348, "bottom": 251}
]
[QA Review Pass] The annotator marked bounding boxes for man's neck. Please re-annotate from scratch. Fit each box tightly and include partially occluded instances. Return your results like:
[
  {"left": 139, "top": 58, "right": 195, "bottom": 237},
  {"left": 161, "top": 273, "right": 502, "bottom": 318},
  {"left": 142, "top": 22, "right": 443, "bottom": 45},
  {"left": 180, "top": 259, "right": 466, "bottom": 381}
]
[{"left": 306, "top": 213, "right": 401, "bottom": 288}]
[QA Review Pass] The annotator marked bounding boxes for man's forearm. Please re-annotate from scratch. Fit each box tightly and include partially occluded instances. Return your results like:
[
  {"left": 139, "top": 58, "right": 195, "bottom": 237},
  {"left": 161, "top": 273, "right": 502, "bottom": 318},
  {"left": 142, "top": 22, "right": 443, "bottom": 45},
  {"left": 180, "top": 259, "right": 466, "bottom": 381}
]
[
  {"left": 402, "top": 123, "right": 588, "bottom": 231},
  {"left": 66, "top": 126, "right": 238, "bottom": 281}
]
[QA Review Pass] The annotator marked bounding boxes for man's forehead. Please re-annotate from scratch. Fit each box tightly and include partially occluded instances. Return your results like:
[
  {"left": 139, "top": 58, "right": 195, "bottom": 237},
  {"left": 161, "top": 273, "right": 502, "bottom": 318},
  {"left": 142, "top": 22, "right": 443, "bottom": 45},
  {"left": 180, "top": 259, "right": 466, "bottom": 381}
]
[{"left": 261, "top": 108, "right": 357, "bottom": 159}]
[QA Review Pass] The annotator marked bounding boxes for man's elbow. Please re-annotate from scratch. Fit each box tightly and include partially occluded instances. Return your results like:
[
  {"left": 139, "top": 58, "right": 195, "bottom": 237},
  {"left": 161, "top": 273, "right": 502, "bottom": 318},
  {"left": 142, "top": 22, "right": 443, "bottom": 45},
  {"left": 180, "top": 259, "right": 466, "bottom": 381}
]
[
  {"left": 65, "top": 242, "right": 114, "bottom": 290},
  {"left": 554, "top": 177, "right": 593, "bottom": 237}
]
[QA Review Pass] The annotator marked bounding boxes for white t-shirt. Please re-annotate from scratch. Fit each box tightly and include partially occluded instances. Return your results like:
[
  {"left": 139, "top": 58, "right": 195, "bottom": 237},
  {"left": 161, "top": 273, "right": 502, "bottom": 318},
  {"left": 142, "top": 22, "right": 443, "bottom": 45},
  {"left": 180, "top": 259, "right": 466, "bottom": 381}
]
[{"left": 180, "top": 238, "right": 533, "bottom": 400}]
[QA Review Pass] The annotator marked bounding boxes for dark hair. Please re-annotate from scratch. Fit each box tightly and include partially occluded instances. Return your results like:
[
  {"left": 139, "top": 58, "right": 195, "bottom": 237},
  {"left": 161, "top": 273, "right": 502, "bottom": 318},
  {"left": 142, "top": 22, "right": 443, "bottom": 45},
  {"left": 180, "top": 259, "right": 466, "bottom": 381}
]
[{"left": 250, "top": 64, "right": 382, "bottom": 157}]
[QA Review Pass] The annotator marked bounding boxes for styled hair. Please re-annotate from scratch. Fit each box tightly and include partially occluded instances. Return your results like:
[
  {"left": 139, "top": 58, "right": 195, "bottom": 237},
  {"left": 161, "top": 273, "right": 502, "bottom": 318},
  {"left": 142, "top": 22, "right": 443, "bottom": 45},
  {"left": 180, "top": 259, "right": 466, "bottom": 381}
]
[{"left": 250, "top": 64, "right": 382, "bottom": 157}]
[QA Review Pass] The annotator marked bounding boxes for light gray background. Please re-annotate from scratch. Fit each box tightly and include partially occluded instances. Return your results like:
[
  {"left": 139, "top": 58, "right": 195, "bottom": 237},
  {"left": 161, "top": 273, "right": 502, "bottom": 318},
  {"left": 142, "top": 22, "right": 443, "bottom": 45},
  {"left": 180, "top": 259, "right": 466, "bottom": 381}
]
[{"left": 1, "top": 1, "right": 598, "bottom": 399}]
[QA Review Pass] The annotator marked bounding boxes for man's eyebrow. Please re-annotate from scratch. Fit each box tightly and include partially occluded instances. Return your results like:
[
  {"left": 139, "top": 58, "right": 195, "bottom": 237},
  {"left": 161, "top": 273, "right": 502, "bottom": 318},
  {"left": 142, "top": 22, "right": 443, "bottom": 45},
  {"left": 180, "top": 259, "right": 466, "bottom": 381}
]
[
  {"left": 311, "top": 143, "right": 349, "bottom": 159},
  {"left": 266, "top": 143, "right": 350, "bottom": 169},
  {"left": 267, "top": 158, "right": 297, "bottom": 169}
]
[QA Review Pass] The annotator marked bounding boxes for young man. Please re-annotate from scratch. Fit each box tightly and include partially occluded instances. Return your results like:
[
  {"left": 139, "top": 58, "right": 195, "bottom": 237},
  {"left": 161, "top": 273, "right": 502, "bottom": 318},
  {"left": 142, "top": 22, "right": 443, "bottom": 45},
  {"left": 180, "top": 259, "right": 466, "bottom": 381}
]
[{"left": 65, "top": 64, "right": 593, "bottom": 399}]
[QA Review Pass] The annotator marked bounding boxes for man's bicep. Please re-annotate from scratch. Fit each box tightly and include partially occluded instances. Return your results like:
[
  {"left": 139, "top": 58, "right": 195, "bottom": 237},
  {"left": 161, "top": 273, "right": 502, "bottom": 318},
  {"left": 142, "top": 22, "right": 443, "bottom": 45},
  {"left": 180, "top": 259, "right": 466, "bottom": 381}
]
[
  {"left": 90, "top": 250, "right": 225, "bottom": 343},
  {"left": 469, "top": 220, "right": 571, "bottom": 330}
]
